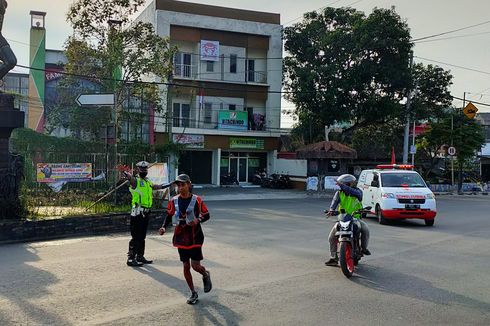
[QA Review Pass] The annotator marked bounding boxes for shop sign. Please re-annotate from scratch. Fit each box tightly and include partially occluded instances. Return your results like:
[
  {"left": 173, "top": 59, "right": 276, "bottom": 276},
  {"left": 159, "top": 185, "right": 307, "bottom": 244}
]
[
  {"left": 173, "top": 134, "right": 204, "bottom": 149},
  {"left": 218, "top": 111, "right": 248, "bottom": 130},
  {"left": 200, "top": 40, "right": 220, "bottom": 61},
  {"left": 37, "top": 163, "right": 92, "bottom": 183},
  {"left": 230, "top": 137, "right": 265, "bottom": 149}
]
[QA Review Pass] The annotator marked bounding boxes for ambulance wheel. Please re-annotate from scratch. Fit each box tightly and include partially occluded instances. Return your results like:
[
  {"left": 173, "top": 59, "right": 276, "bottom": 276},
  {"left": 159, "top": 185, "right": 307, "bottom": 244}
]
[
  {"left": 425, "top": 219, "right": 435, "bottom": 226},
  {"left": 376, "top": 205, "right": 388, "bottom": 225}
]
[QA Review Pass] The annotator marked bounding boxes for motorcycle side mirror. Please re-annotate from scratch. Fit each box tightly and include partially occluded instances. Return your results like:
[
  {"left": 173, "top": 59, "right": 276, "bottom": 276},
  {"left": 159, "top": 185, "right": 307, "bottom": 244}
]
[{"left": 364, "top": 206, "right": 372, "bottom": 211}]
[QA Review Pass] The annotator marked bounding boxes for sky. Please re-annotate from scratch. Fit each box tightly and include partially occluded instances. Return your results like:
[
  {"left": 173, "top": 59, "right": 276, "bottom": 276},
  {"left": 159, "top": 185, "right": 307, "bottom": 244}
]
[{"left": 5, "top": 0, "right": 490, "bottom": 128}]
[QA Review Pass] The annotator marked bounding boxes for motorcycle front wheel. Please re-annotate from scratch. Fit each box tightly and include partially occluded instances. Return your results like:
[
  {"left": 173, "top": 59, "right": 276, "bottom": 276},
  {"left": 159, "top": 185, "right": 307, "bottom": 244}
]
[{"left": 339, "top": 241, "right": 355, "bottom": 278}]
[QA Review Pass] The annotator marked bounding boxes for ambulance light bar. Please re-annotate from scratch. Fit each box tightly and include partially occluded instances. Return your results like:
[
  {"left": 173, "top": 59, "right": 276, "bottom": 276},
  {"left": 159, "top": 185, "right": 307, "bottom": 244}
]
[{"left": 376, "top": 164, "right": 414, "bottom": 170}]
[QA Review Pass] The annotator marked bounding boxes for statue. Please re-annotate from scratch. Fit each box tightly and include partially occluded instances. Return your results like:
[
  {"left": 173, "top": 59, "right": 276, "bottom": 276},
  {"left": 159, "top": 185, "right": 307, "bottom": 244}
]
[{"left": 0, "top": 0, "right": 16, "bottom": 81}]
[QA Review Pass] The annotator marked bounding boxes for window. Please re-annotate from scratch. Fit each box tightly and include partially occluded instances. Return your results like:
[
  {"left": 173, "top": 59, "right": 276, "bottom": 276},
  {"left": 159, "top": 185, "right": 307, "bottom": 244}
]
[
  {"left": 230, "top": 54, "right": 237, "bottom": 73},
  {"left": 204, "top": 103, "right": 213, "bottom": 124},
  {"left": 380, "top": 173, "right": 427, "bottom": 188},
  {"left": 229, "top": 104, "right": 236, "bottom": 111},
  {"left": 246, "top": 59, "right": 255, "bottom": 82},
  {"left": 174, "top": 52, "right": 192, "bottom": 77},
  {"left": 173, "top": 103, "right": 190, "bottom": 127},
  {"left": 206, "top": 61, "right": 214, "bottom": 72}
]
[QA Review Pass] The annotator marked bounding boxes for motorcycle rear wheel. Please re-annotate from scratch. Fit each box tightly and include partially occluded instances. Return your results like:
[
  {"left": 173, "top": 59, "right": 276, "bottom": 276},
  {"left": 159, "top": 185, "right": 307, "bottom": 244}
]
[{"left": 339, "top": 242, "right": 355, "bottom": 278}]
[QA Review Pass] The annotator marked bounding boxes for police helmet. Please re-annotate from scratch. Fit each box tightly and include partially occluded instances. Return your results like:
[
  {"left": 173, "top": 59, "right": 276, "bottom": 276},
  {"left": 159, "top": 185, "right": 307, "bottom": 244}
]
[{"left": 136, "top": 161, "right": 150, "bottom": 170}]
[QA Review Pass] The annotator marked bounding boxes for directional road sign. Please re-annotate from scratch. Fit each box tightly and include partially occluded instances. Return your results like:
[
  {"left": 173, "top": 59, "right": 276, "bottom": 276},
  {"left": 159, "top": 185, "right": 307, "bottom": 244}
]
[
  {"left": 463, "top": 102, "right": 478, "bottom": 119},
  {"left": 76, "top": 93, "right": 115, "bottom": 107}
]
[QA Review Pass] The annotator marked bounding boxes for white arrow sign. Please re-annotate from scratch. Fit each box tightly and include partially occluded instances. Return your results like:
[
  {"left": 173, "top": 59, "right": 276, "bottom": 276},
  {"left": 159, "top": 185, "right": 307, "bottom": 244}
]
[{"left": 76, "top": 93, "right": 115, "bottom": 107}]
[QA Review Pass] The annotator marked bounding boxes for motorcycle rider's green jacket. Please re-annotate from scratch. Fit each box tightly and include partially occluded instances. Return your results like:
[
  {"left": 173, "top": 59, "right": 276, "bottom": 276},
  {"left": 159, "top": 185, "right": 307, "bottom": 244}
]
[{"left": 339, "top": 191, "right": 362, "bottom": 218}]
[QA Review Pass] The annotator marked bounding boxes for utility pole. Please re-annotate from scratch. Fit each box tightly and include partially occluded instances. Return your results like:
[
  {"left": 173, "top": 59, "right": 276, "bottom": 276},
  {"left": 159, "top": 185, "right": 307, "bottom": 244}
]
[
  {"left": 411, "top": 121, "right": 416, "bottom": 166},
  {"left": 403, "top": 51, "right": 414, "bottom": 164},
  {"left": 108, "top": 18, "right": 122, "bottom": 204},
  {"left": 166, "top": 72, "right": 173, "bottom": 143}
]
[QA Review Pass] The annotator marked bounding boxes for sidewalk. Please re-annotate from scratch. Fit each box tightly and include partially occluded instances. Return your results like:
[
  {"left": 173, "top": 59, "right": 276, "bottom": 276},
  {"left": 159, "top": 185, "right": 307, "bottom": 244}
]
[{"left": 193, "top": 187, "right": 313, "bottom": 201}]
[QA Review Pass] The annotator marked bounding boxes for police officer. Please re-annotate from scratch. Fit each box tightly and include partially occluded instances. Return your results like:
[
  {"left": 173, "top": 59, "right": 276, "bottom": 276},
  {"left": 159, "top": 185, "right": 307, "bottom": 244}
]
[{"left": 124, "top": 161, "right": 174, "bottom": 267}]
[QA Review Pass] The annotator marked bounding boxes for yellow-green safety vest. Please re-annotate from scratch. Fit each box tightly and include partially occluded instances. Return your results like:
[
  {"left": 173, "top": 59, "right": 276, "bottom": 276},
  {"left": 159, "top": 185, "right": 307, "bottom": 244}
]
[
  {"left": 339, "top": 191, "right": 362, "bottom": 218},
  {"left": 130, "top": 177, "right": 153, "bottom": 208}
]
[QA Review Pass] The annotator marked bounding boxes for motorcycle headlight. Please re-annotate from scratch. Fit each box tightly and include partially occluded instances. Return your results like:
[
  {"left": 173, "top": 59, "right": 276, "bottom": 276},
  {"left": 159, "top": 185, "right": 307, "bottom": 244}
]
[
  {"left": 382, "top": 193, "right": 396, "bottom": 199},
  {"left": 426, "top": 193, "right": 435, "bottom": 199},
  {"left": 339, "top": 221, "right": 350, "bottom": 229}
]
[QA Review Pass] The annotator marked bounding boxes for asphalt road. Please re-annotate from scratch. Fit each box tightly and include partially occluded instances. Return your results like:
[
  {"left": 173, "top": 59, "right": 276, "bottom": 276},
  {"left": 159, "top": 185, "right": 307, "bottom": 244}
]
[{"left": 1, "top": 196, "right": 489, "bottom": 326}]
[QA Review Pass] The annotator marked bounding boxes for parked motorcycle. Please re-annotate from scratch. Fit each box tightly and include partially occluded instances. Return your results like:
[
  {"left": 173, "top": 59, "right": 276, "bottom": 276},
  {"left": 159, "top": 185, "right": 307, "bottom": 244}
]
[
  {"left": 325, "top": 207, "right": 371, "bottom": 278},
  {"left": 252, "top": 170, "right": 267, "bottom": 185},
  {"left": 220, "top": 173, "right": 239, "bottom": 186}
]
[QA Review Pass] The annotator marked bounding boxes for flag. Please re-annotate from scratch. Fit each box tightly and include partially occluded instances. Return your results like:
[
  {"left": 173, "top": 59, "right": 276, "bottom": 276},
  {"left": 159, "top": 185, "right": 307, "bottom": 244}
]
[{"left": 391, "top": 146, "right": 396, "bottom": 164}]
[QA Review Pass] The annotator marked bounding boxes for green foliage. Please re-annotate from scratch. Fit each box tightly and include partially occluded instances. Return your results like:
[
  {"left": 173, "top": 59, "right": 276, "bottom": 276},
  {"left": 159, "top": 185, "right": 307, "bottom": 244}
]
[
  {"left": 284, "top": 7, "right": 454, "bottom": 146},
  {"left": 11, "top": 128, "right": 105, "bottom": 153},
  {"left": 416, "top": 109, "right": 485, "bottom": 181},
  {"left": 46, "top": 0, "right": 176, "bottom": 139},
  {"left": 284, "top": 7, "right": 412, "bottom": 143},
  {"left": 352, "top": 120, "right": 405, "bottom": 160}
]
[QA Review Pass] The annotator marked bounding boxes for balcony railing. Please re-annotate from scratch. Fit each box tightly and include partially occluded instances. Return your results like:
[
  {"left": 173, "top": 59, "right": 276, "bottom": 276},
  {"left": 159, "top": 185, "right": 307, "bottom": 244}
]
[
  {"left": 246, "top": 70, "right": 267, "bottom": 84},
  {"left": 173, "top": 55, "right": 268, "bottom": 84},
  {"left": 174, "top": 64, "right": 195, "bottom": 79}
]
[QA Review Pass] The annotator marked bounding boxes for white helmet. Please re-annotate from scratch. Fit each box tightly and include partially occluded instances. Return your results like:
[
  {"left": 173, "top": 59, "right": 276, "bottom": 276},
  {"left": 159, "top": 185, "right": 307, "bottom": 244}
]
[
  {"left": 136, "top": 161, "right": 150, "bottom": 169},
  {"left": 336, "top": 174, "right": 356, "bottom": 185}
]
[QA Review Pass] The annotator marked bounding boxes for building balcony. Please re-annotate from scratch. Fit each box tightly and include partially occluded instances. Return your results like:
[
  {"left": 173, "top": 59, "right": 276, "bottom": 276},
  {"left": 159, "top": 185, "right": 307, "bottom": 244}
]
[{"left": 173, "top": 62, "right": 267, "bottom": 86}]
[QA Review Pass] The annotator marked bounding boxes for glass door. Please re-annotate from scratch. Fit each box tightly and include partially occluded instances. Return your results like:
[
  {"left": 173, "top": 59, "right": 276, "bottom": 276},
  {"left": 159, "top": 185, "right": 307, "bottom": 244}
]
[
  {"left": 229, "top": 157, "right": 238, "bottom": 181},
  {"left": 238, "top": 157, "right": 248, "bottom": 182}
]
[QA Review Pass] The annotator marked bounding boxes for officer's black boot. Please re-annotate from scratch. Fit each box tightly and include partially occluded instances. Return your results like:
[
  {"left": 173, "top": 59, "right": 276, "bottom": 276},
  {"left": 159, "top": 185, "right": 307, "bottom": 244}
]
[
  {"left": 136, "top": 241, "right": 153, "bottom": 264},
  {"left": 127, "top": 240, "right": 143, "bottom": 267}
]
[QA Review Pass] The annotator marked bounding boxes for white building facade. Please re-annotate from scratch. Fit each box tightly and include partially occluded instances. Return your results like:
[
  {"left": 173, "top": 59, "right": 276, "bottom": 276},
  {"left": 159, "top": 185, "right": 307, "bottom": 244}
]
[{"left": 137, "top": 0, "right": 283, "bottom": 184}]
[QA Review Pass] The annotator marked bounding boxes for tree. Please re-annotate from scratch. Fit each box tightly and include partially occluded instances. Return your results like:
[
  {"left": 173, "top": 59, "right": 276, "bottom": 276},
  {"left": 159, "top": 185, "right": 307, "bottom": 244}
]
[
  {"left": 46, "top": 0, "right": 175, "bottom": 140},
  {"left": 352, "top": 121, "right": 405, "bottom": 161},
  {"left": 416, "top": 110, "right": 485, "bottom": 189},
  {"left": 284, "top": 7, "right": 412, "bottom": 143},
  {"left": 410, "top": 63, "right": 453, "bottom": 121}
]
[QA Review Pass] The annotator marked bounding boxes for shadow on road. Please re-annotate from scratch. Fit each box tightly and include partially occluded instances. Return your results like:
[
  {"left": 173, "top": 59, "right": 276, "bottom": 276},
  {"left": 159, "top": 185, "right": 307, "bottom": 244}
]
[
  {"left": 191, "top": 298, "right": 242, "bottom": 326},
  {"left": 353, "top": 264, "right": 490, "bottom": 312},
  {"left": 0, "top": 244, "right": 69, "bottom": 325},
  {"left": 134, "top": 264, "right": 189, "bottom": 295}
]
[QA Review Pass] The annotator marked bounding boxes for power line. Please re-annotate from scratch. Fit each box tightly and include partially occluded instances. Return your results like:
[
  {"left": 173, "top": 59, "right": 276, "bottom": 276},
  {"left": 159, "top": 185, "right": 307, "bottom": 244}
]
[
  {"left": 414, "top": 31, "right": 490, "bottom": 44},
  {"left": 282, "top": 0, "right": 345, "bottom": 26},
  {"left": 452, "top": 96, "right": 490, "bottom": 108},
  {"left": 414, "top": 56, "right": 490, "bottom": 76},
  {"left": 412, "top": 19, "right": 490, "bottom": 42}
]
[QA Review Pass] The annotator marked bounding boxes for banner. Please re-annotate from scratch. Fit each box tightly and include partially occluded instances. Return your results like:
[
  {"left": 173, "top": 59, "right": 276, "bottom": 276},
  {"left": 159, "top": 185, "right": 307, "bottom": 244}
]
[
  {"left": 230, "top": 137, "right": 265, "bottom": 149},
  {"left": 200, "top": 40, "right": 220, "bottom": 61},
  {"left": 173, "top": 134, "right": 204, "bottom": 149},
  {"left": 218, "top": 111, "right": 248, "bottom": 130},
  {"left": 37, "top": 163, "right": 92, "bottom": 183},
  {"left": 147, "top": 163, "right": 169, "bottom": 185},
  {"left": 324, "top": 176, "right": 341, "bottom": 190}
]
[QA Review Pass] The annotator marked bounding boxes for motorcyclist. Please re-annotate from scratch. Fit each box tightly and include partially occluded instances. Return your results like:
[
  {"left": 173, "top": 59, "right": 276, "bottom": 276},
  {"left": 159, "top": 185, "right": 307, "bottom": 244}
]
[{"left": 325, "top": 174, "right": 371, "bottom": 267}]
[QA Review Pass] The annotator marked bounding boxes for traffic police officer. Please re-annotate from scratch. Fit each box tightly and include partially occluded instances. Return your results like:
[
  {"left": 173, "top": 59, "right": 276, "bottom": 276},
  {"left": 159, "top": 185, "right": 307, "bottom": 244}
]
[{"left": 125, "top": 161, "right": 173, "bottom": 267}]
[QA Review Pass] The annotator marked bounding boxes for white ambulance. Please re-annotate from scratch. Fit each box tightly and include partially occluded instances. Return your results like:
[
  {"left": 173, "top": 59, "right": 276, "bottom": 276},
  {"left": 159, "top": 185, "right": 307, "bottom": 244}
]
[{"left": 358, "top": 165, "right": 437, "bottom": 226}]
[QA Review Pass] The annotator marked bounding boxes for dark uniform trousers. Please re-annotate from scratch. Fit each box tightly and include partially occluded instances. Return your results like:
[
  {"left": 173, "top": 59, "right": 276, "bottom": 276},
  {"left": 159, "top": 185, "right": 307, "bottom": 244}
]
[{"left": 128, "top": 212, "right": 150, "bottom": 259}]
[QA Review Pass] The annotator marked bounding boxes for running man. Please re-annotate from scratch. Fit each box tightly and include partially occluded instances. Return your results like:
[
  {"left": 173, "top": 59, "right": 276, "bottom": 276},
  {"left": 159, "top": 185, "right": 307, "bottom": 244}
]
[{"left": 159, "top": 174, "right": 212, "bottom": 304}]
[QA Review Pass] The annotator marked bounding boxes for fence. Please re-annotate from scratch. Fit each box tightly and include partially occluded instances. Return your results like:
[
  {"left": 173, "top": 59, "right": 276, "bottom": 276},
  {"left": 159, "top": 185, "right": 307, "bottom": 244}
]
[{"left": 20, "top": 150, "right": 169, "bottom": 218}]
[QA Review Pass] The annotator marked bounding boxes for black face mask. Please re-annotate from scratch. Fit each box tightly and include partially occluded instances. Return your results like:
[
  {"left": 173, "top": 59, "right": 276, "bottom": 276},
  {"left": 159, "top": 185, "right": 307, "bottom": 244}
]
[{"left": 139, "top": 172, "right": 148, "bottom": 178}]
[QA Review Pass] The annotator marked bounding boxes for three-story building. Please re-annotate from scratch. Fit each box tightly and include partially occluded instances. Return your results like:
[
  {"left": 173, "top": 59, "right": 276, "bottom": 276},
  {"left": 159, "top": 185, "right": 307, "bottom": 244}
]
[{"left": 136, "top": 0, "right": 283, "bottom": 185}]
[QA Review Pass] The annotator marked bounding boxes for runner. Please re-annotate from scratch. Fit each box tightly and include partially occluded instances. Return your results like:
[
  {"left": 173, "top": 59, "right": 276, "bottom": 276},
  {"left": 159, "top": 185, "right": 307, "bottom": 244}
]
[{"left": 159, "top": 174, "right": 212, "bottom": 304}]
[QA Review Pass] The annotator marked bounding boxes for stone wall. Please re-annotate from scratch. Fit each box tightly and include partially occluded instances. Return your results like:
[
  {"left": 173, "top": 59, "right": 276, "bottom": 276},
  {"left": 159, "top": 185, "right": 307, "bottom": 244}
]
[{"left": 0, "top": 210, "right": 166, "bottom": 244}]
